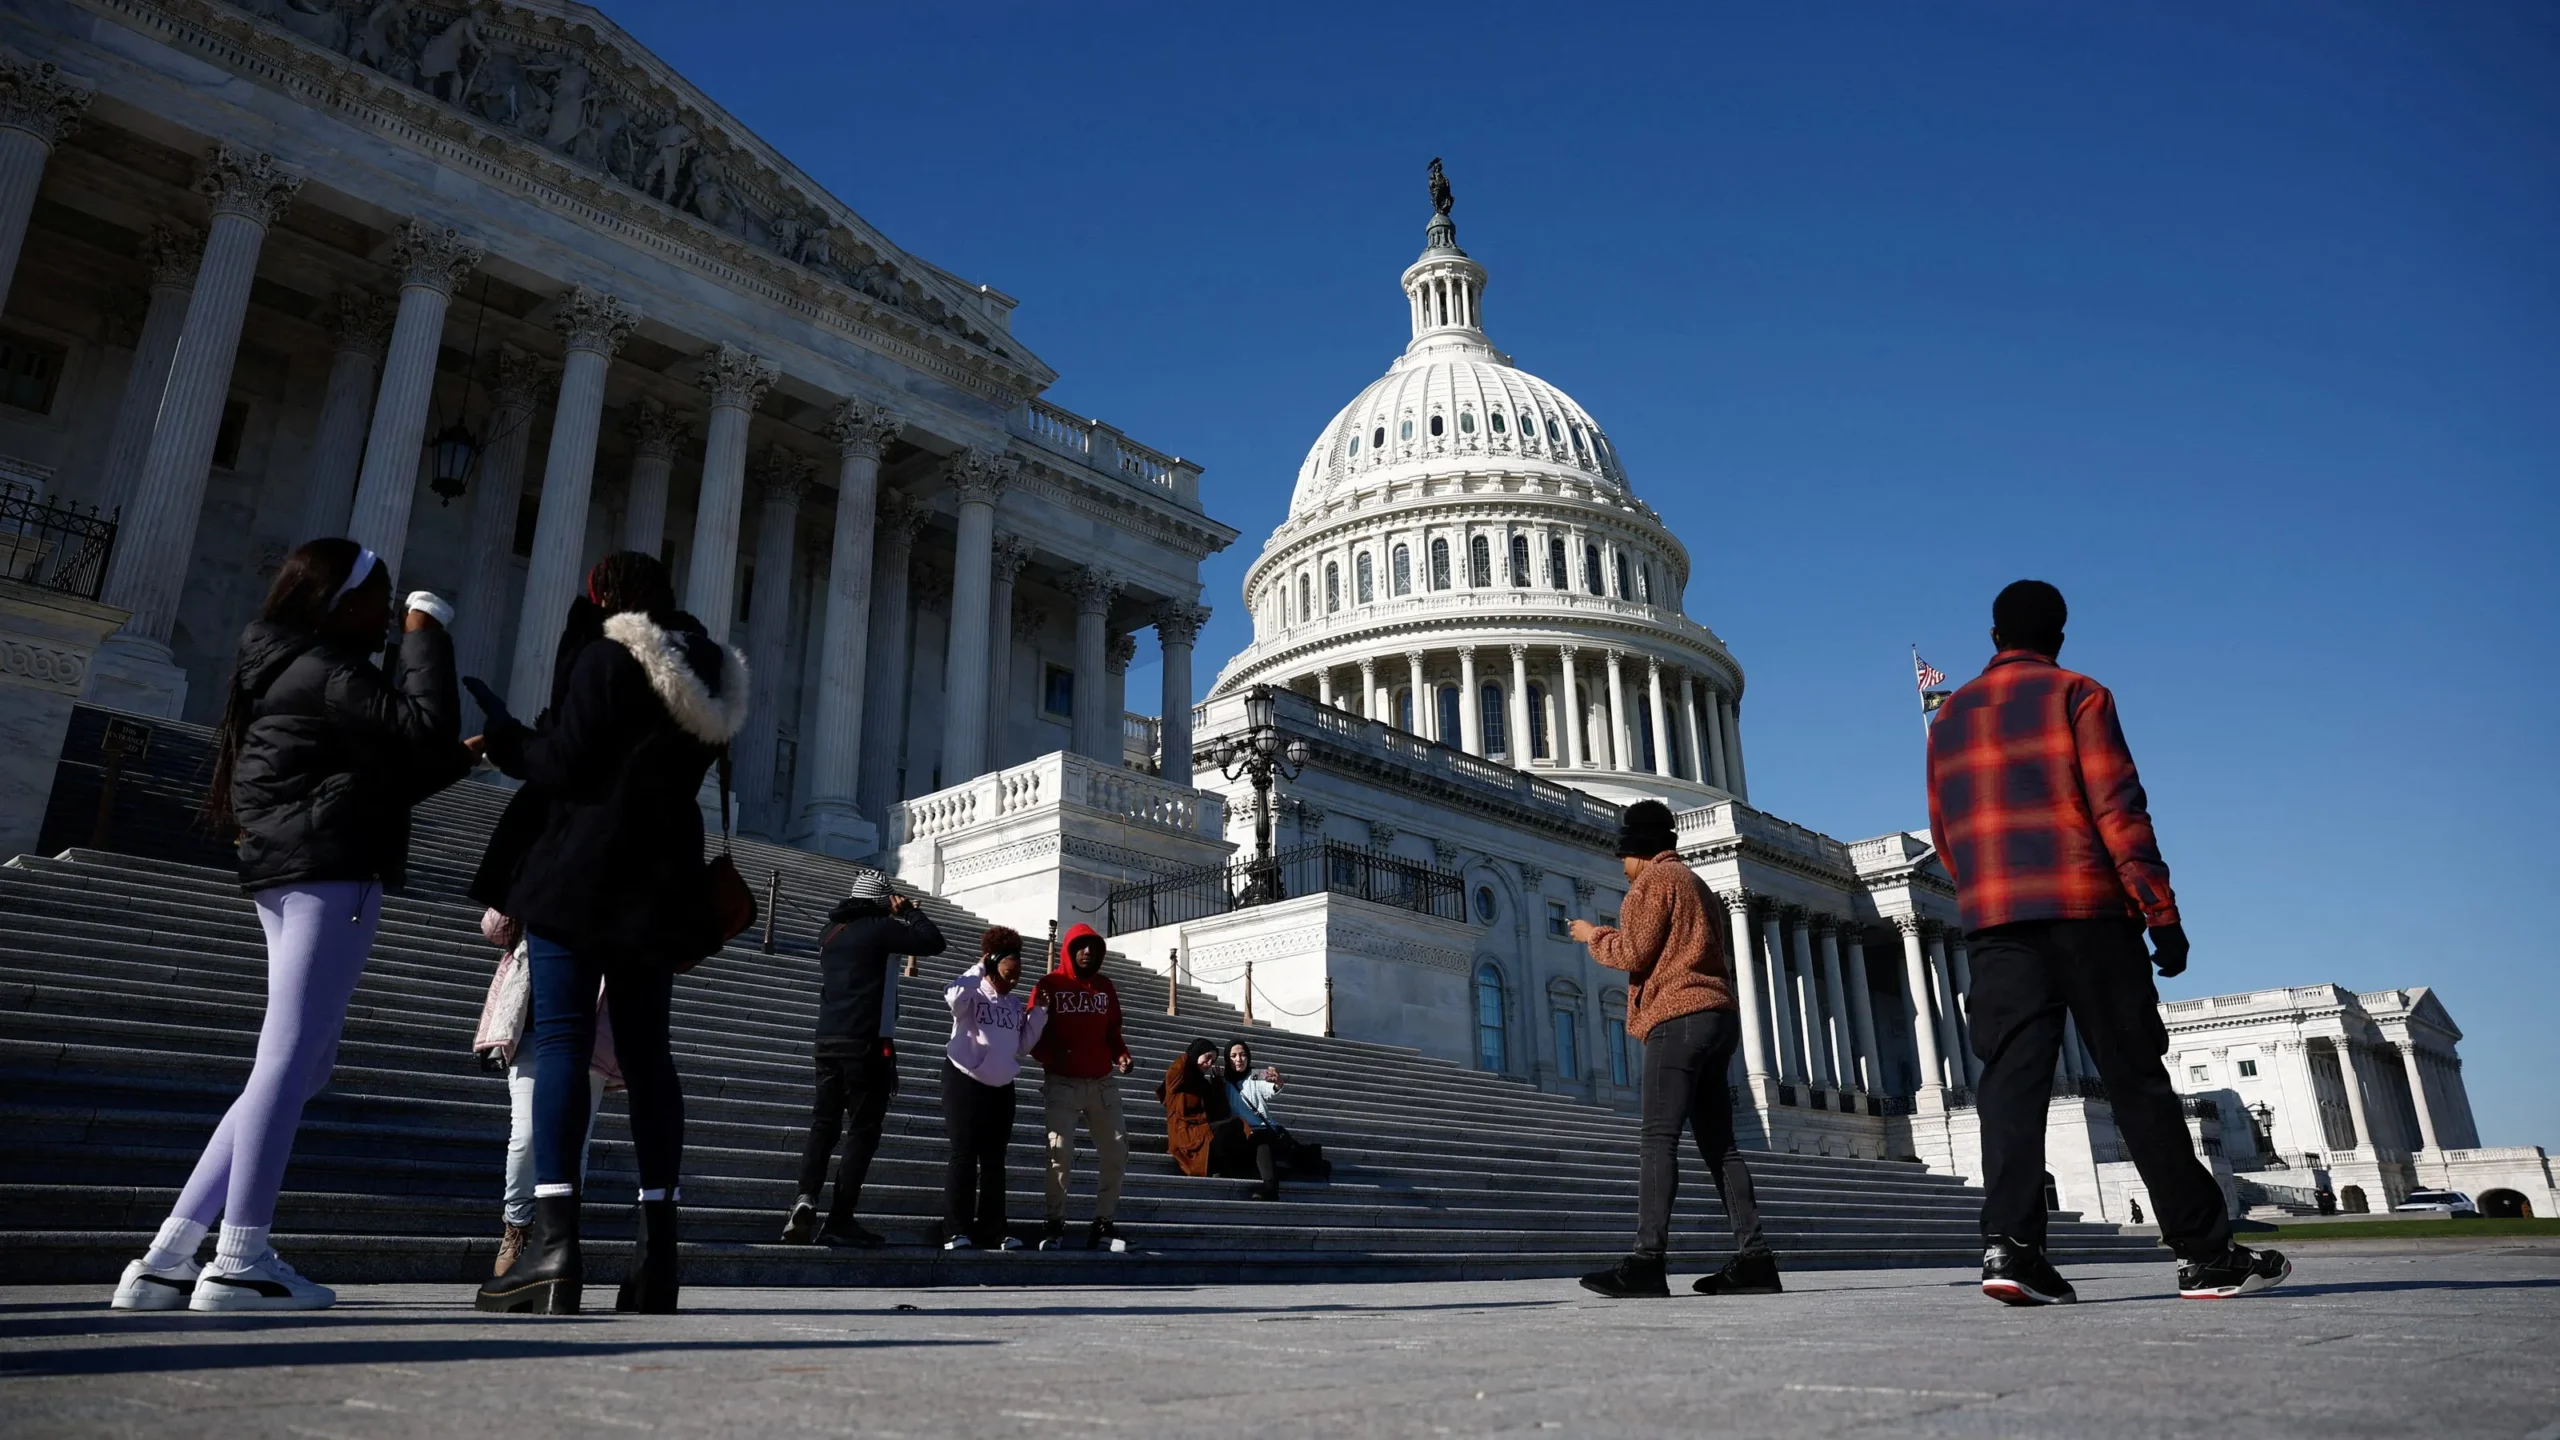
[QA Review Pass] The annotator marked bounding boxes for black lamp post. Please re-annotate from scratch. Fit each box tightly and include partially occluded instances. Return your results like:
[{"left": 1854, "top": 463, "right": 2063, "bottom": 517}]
[
  {"left": 426, "top": 419, "right": 479, "bottom": 505},
  {"left": 1213, "top": 684, "right": 1310, "bottom": 906}
]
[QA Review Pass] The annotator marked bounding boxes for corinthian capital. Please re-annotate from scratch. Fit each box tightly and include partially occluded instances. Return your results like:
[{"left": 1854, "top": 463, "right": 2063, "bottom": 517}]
[
  {"left": 878, "top": 489, "right": 933, "bottom": 545},
  {"left": 824, "top": 398, "right": 904, "bottom": 460},
  {"left": 1064, "top": 566, "right": 1123, "bottom": 617},
  {"left": 755, "top": 443, "right": 815, "bottom": 503},
  {"left": 697, "top": 342, "right": 779, "bottom": 411},
  {"left": 1107, "top": 632, "right": 1137, "bottom": 674},
  {"left": 622, "top": 396, "right": 695, "bottom": 460},
  {"left": 990, "top": 533, "right": 1033, "bottom": 583},
  {"left": 137, "top": 223, "right": 204, "bottom": 290},
  {"left": 491, "top": 344, "right": 552, "bottom": 415},
  {"left": 327, "top": 289, "right": 395, "bottom": 358},
  {"left": 553, "top": 285, "right": 638, "bottom": 356},
  {"left": 197, "top": 144, "right": 304, "bottom": 228},
  {"left": 0, "top": 50, "right": 94, "bottom": 149},
  {"left": 386, "top": 219, "right": 482, "bottom": 295},
  {"left": 944, "top": 446, "right": 1015, "bottom": 506},
  {"left": 1154, "top": 598, "right": 1211, "bottom": 648}
]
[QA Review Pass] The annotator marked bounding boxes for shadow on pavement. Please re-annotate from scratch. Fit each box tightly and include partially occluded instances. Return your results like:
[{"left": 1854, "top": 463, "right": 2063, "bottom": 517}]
[{"left": 0, "top": 1334, "right": 993, "bottom": 1377}]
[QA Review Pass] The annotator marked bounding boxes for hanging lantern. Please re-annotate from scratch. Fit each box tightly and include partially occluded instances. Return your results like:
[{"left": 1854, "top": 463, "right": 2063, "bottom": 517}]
[{"left": 427, "top": 419, "right": 479, "bottom": 505}]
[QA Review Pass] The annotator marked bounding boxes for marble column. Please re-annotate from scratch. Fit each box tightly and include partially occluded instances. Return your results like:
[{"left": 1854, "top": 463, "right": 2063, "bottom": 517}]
[
  {"left": 450, "top": 345, "right": 546, "bottom": 688},
  {"left": 0, "top": 51, "right": 92, "bottom": 320},
  {"left": 1925, "top": 929, "right": 1967, "bottom": 1086},
  {"left": 936, "top": 448, "right": 1011, "bottom": 783},
  {"left": 1896, "top": 916, "right": 1946, "bottom": 1092},
  {"left": 2335, "top": 1040, "right": 2377, "bottom": 1153},
  {"left": 1679, "top": 673, "right": 1706, "bottom": 786},
  {"left": 793, "top": 400, "right": 901, "bottom": 855},
  {"left": 1704, "top": 683, "right": 1731, "bottom": 790},
  {"left": 734, "top": 446, "right": 811, "bottom": 834},
  {"left": 346, "top": 221, "right": 482, "bottom": 578},
  {"left": 1064, "top": 566, "right": 1123, "bottom": 762},
  {"left": 1815, "top": 918, "right": 1853, "bottom": 1091},
  {"left": 503, "top": 286, "right": 636, "bottom": 714},
  {"left": 291, "top": 289, "right": 395, "bottom": 544},
  {"left": 855, "top": 491, "right": 931, "bottom": 823},
  {"left": 1761, "top": 910, "right": 1804, "bottom": 1085},
  {"left": 1358, "top": 656, "right": 1379, "bottom": 721},
  {"left": 2400, "top": 1043, "right": 2441, "bottom": 1152},
  {"left": 1457, "top": 645, "right": 1482, "bottom": 754},
  {"left": 1316, "top": 669, "right": 1335, "bottom": 708},
  {"left": 1722, "top": 891, "right": 1773, "bottom": 1091},
  {"left": 1787, "top": 913, "right": 1832, "bottom": 1088},
  {"left": 97, "top": 224, "right": 204, "bottom": 519},
  {"left": 1841, "top": 928, "right": 1882, "bottom": 1093},
  {"left": 1156, "top": 599, "right": 1208, "bottom": 786},
  {"left": 1507, "top": 644, "right": 1531, "bottom": 764},
  {"left": 1107, "top": 632, "right": 1135, "bottom": 753},
  {"left": 1725, "top": 695, "right": 1750, "bottom": 799},
  {"left": 92, "top": 146, "right": 302, "bottom": 716},
  {"left": 1645, "top": 656, "right": 1673, "bottom": 777},
  {"left": 1948, "top": 935, "right": 1983, "bottom": 1086},
  {"left": 619, "top": 396, "right": 692, "bottom": 557},
  {"left": 1602, "top": 649, "right": 1630, "bottom": 770},
  {"left": 1558, "top": 645, "right": 1585, "bottom": 768},
  {"left": 681, "top": 342, "right": 779, "bottom": 640},
  {"left": 985, "top": 533, "right": 1031, "bottom": 767}
]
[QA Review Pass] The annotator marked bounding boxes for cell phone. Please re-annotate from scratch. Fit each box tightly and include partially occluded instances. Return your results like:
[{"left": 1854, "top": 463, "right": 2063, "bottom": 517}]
[{"left": 463, "top": 676, "right": 514, "bottom": 727}]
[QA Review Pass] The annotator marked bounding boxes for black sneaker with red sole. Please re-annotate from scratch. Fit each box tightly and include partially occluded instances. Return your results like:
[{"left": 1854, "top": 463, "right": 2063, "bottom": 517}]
[
  {"left": 2178, "top": 1244, "right": 2292, "bottom": 1299},
  {"left": 1980, "top": 1238, "right": 2077, "bottom": 1306}
]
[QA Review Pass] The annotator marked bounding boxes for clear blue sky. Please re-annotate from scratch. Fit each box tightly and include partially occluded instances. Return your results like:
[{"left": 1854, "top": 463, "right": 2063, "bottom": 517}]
[{"left": 599, "top": 2, "right": 2558, "bottom": 1146}]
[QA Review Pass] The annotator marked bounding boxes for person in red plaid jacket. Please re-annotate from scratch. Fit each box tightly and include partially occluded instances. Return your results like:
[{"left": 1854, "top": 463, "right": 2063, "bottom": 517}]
[{"left": 1927, "top": 580, "right": 2290, "bottom": 1306}]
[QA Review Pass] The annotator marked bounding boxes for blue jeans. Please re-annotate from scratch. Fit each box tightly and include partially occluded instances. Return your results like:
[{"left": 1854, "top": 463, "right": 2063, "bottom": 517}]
[{"left": 527, "top": 935, "right": 681, "bottom": 1197}]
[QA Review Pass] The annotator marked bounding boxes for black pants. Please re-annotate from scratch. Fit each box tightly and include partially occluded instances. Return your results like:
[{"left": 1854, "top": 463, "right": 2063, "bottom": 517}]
[
  {"left": 1636, "top": 1008, "right": 1765, "bottom": 1258},
  {"left": 1968, "top": 918, "right": 2232, "bottom": 1260},
  {"left": 939, "top": 1060, "right": 1015, "bottom": 1244},
  {"left": 1209, "top": 1120, "right": 1279, "bottom": 1189},
  {"left": 797, "top": 1049, "right": 897, "bottom": 1226}
]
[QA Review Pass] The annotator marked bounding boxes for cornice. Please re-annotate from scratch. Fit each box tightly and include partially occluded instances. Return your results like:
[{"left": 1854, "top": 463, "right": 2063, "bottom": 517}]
[
  {"left": 1215, "top": 607, "right": 1738, "bottom": 698},
  {"left": 1008, "top": 451, "right": 1237, "bottom": 570}
]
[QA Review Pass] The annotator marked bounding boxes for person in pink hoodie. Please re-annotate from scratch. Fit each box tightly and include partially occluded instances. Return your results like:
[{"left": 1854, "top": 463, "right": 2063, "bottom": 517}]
[
  {"left": 939, "top": 926, "right": 1047, "bottom": 1251},
  {"left": 1027, "top": 923, "right": 1134, "bottom": 1252}
]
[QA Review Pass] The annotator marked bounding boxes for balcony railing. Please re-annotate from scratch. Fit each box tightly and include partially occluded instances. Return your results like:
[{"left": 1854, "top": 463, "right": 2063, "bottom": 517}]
[
  {"left": 0, "top": 486, "right": 117, "bottom": 600},
  {"left": 1010, "top": 398, "right": 1201, "bottom": 509},
  {"left": 1107, "top": 839, "right": 1464, "bottom": 935}
]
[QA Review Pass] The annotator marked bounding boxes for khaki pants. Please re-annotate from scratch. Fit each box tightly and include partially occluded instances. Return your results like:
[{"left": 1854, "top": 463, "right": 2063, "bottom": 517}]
[{"left": 1042, "top": 1074, "right": 1128, "bottom": 1223}]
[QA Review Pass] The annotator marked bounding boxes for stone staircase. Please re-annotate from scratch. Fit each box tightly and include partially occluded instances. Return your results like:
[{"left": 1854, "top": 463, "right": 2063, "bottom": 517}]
[{"left": 0, "top": 705, "right": 2155, "bottom": 1287}]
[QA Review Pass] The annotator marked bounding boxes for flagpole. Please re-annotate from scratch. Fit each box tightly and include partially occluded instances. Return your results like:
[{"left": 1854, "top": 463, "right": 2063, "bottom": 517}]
[{"left": 1912, "top": 644, "right": 1931, "bottom": 740}]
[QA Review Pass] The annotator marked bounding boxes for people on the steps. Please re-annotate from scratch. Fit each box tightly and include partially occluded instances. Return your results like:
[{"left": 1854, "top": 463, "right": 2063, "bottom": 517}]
[
  {"left": 1223, "top": 1040, "right": 1330, "bottom": 1181},
  {"left": 1572, "top": 799, "right": 1778, "bottom": 1301},
  {"left": 941, "top": 926, "right": 1045, "bottom": 1251},
  {"left": 784, "top": 869, "right": 943, "bottom": 1249},
  {"left": 112, "top": 540, "right": 466, "bottom": 1313},
  {"left": 466, "top": 552, "right": 750, "bottom": 1317},
  {"left": 1161, "top": 1038, "right": 1280, "bottom": 1200},
  {"left": 471, "top": 907, "right": 618, "bottom": 1277},
  {"left": 1027, "top": 922, "right": 1134, "bottom": 1252},
  {"left": 1927, "top": 580, "right": 2290, "bottom": 1305}
]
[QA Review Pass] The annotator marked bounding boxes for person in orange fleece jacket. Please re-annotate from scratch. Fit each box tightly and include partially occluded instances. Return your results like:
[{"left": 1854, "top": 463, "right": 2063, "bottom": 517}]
[{"left": 1026, "top": 923, "right": 1133, "bottom": 1251}]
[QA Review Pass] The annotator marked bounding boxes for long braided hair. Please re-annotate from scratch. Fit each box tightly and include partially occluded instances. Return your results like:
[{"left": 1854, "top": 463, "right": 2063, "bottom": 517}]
[{"left": 584, "top": 550, "right": 675, "bottom": 617}]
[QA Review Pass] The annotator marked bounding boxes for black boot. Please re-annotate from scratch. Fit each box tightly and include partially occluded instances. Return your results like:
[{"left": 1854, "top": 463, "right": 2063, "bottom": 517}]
[
  {"left": 1692, "top": 1248, "right": 1784, "bottom": 1296},
  {"left": 616, "top": 1199, "right": 681, "bottom": 1314},
  {"left": 1579, "top": 1253, "right": 1670, "bottom": 1298},
  {"left": 476, "top": 1195, "right": 581, "bottom": 1314}
]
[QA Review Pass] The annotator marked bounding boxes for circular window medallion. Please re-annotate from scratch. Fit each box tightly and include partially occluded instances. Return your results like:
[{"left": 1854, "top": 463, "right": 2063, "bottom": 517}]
[{"left": 1474, "top": 886, "right": 1497, "bottom": 923}]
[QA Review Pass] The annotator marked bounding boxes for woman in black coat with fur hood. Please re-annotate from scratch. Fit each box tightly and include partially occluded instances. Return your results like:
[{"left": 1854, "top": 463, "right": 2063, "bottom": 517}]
[{"left": 467, "top": 552, "right": 748, "bottom": 1316}]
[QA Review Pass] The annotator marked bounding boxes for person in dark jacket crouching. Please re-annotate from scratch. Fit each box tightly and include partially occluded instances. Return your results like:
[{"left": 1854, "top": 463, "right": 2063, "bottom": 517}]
[
  {"left": 112, "top": 539, "right": 466, "bottom": 1313},
  {"left": 468, "top": 552, "right": 749, "bottom": 1316},
  {"left": 783, "top": 869, "right": 944, "bottom": 1248}
]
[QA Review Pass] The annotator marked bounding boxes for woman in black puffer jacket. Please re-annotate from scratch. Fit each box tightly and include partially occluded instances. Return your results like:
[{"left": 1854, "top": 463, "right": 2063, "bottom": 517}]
[
  {"left": 111, "top": 539, "right": 464, "bottom": 1315},
  {"left": 469, "top": 551, "right": 748, "bottom": 1316}
]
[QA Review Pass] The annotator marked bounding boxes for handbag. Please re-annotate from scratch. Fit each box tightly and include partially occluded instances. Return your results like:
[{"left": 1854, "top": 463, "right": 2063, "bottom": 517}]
[{"left": 694, "top": 745, "right": 757, "bottom": 969}]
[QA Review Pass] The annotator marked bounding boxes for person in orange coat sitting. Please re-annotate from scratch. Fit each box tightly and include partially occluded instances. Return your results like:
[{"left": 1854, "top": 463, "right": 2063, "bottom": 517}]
[{"left": 1158, "top": 1038, "right": 1282, "bottom": 1199}]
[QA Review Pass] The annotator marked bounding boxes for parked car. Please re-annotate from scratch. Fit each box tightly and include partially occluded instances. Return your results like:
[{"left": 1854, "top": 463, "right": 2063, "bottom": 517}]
[{"left": 2392, "top": 1189, "right": 2479, "bottom": 1217}]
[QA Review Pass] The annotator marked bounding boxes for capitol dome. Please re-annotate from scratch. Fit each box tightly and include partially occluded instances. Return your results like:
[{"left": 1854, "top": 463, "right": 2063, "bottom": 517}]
[{"left": 1213, "top": 170, "right": 1755, "bottom": 809}]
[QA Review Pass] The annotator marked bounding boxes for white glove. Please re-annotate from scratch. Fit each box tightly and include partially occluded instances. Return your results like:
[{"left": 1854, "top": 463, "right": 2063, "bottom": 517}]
[{"left": 405, "top": 590, "right": 455, "bottom": 626}]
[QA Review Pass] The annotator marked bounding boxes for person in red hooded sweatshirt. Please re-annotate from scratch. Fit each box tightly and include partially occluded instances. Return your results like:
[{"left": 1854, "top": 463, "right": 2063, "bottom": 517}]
[{"left": 1027, "top": 924, "right": 1133, "bottom": 1252}]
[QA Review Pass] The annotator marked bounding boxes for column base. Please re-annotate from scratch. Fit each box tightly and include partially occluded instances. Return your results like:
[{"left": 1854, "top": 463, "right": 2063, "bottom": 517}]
[
  {"left": 80, "top": 633, "right": 190, "bottom": 718},
  {"left": 787, "top": 799, "right": 879, "bottom": 860}
]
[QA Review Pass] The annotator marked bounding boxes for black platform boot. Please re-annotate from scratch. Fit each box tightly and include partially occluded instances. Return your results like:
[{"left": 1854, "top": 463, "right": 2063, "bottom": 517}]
[
  {"left": 616, "top": 1199, "right": 681, "bottom": 1314},
  {"left": 476, "top": 1195, "right": 581, "bottom": 1314}
]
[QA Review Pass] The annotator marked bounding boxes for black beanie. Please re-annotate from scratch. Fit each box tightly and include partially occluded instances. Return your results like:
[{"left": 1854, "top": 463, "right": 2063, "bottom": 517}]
[{"left": 1615, "top": 800, "right": 1679, "bottom": 859}]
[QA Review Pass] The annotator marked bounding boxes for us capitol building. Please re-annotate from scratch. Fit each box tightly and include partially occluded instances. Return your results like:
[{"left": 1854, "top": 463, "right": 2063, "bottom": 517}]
[{"left": 0, "top": 0, "right": 2545, "bottom": 1225}]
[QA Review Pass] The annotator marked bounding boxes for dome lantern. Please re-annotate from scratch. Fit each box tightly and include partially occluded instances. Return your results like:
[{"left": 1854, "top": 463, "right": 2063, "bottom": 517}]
[{"left": 1402, "top": 157, "right": 1490, "bottom": 353}]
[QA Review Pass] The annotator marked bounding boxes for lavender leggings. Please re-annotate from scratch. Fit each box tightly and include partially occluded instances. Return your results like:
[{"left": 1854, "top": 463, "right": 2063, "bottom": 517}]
[{"left": 168, "top": 882, "right": 383, "bottom": 1230}]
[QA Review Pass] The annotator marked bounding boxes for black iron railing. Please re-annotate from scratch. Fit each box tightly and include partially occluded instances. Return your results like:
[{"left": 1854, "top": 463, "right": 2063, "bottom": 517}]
[
  {"left": 1108, "top": 839, "right": 1464, "bottom": 934},
  {"left": 0, "top": 489, "right": 117, "bottom": 599}
]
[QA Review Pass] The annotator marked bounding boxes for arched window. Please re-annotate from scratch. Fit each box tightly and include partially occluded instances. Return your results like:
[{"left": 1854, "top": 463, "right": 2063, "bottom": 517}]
[
  {"left": 1474, "top": 963, "right": 1508, "bottom": 1072},
  {"left": 1437, "top": 684, "right": 1462, "bottom": 743},
  {"left": 1527, "top": 683, "right": 1549, "bottom": 759},
  {"left": 1549, "top": 981, "right": 1583, "bottom": 1082},
  {"left": 1468, "top": 534, "right": 1491, "bottom": 587},
  {"left": 1546, "top": 418, "right": 1561, "bottom": 443},
  {"left": 1372, "top": 425, "right": 1386, "bottom": 449},
  {"left": 1430, "top": 538, "right": 1451, "bottom": 590},
  {"left": 1481, "top": 682, "right": 1506, "bottom": 756},
  {"left": 1459, "top": 409, "right": 1477, "bottom": 434},
  {"left": 1298, "top": 573, "right": 1312, "bottom": 620},
  {"left": 1490, "top": 410, "right": 1507, "bottom": 434},
  {"left": 1325, "top": 562, "right": 1340, "bottom": 613},
  {"left": 1428, "top": 413, "right": 1444, "bottom": 437},
  {"left": 1355, "top": 551, "right": 1374, "bottom": 604},
  {"left": 1348, "top": 431, "right": 1361, "bottom": 457},
  {"left": 1614, "top": 548, "right": 1633, "bottom": 600},
  {"left": 1584, "top": 544, "right": 1604, "bottom": 595},
  {"left": 1509, "top": 534, "right": 1531, "bottom": 587},
  {"left": 1603, "top": 992, "right": 1631, "bottom": 1086},
  {"left": 1399, "top": 418, "right": 1413, "bottom": 441},
  {"left": 1391, "top": 544, "right": 1412, "bottom": 596},
  {"left": 1548, "top": 537, "right": 1569, "bottom": 589}
]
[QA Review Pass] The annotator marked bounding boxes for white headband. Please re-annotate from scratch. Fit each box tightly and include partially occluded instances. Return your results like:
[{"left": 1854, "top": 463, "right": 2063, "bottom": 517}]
[{"left": 329, "top": 547, "right": 380, "bottom": 610}]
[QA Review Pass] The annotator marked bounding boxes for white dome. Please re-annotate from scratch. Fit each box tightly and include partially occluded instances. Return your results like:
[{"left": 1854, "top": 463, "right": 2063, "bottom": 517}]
[{"left": 1286, "top": 348, "right": 1631, "bottom": 516}]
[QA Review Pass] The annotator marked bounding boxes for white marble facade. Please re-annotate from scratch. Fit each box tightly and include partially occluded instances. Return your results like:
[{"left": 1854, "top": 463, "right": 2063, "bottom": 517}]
[{"left": 0, "top": 0, "right": 1232, "bottom": 856}]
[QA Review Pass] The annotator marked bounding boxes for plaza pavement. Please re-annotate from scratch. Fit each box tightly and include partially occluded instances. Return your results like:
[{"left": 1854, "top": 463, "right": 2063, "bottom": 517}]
[{"left": 2, "top": 1238, "right": 2554, "bottom": 1438}]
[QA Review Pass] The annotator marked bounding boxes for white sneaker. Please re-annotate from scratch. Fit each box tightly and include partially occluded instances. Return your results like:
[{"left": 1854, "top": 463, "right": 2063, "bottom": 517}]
[
  {"left": 993, "top": 1235, "right": 1026, "bottom": 1251},
  {"left": 942, "top": 1235, "right": 975, "bottom": 1252},
  {"left": 111, "top": 1257, "right": 200, "bottom": 1311},
  {"left": 190, "top": 1250, "right": 336, "bottom": 1311}
]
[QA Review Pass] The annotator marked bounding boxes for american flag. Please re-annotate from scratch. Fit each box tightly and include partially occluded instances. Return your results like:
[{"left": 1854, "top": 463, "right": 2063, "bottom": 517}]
[{"left": 1914, "top": 648, "right": 1951, "bottom": 718}]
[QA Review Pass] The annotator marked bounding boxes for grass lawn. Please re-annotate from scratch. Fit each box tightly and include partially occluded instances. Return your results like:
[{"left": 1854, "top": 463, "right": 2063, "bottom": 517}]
[{"left": 2271, "top": 1217, "right": 2560, "bottom": 1241}]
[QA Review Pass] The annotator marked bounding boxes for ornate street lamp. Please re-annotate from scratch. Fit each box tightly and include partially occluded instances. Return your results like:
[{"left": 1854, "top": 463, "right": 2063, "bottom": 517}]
[
  {"left": 1214, "top": 684, "right": 1311, "bottom": 906},
  {"left": 426, "top": 418, "right": 479, "bottom": 504}
]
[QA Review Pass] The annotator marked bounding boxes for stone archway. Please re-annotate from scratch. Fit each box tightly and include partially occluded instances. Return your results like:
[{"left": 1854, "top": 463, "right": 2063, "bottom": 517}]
[
  {"left": 2339, "top": 1184, "right": 2369, "bottom": 1214},
  {"left": 2480, "top": 1189, "right": 2534, "bottom": 1219}
]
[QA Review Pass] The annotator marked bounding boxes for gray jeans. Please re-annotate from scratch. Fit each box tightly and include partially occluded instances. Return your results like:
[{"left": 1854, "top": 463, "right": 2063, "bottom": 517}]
[{"left": 1635, "top": 1008, "right": 1766, "bottom": 1259}]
